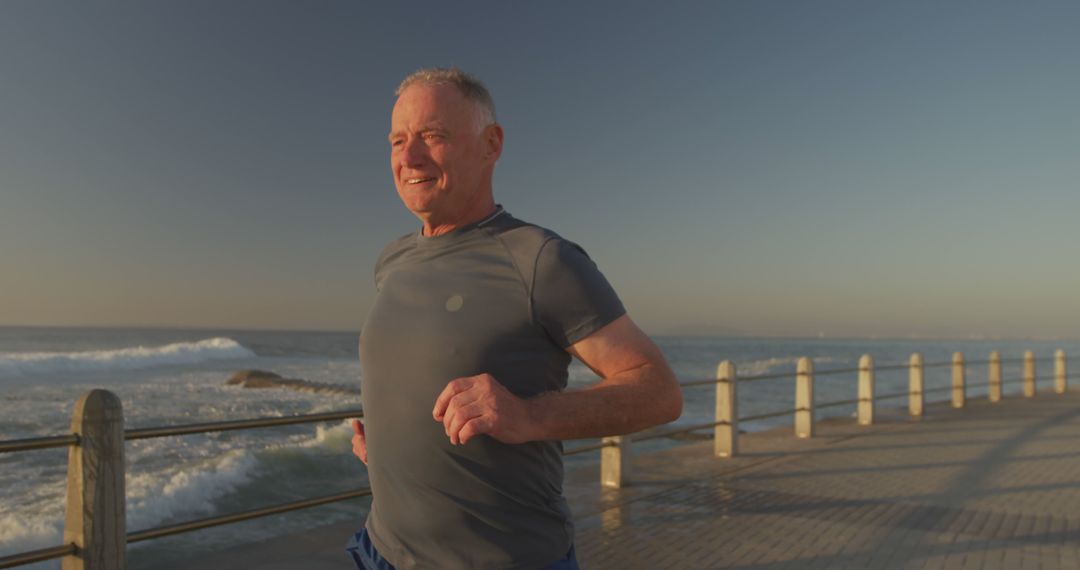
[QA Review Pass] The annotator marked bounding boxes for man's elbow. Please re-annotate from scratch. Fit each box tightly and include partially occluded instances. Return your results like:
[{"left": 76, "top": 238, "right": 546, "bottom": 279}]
[
  {"left": 657, "top": 380, "right": 683, "bottom": 424},
  {"left": 647, "top": 369, "right": 683, "bottom": 425}
]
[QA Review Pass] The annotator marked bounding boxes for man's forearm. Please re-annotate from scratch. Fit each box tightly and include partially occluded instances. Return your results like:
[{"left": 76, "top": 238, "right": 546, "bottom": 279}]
[{"left": 525, "top": 363, "right": 682, "bottom": 441}]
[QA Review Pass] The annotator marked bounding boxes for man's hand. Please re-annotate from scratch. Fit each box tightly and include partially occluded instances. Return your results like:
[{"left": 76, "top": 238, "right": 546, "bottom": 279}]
[
  {"left": 432, "top": 316, "right": 681, "bottom": 445},
  {"left": 351, "top": 419, "right": 368, "bottom": 464},
  {"left": 432, "top": 373, "right": 536, "bottom": 445}
]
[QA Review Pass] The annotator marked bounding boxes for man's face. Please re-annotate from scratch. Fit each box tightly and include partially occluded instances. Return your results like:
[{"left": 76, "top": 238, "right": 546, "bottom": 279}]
[{"left": 389, "top": 83, "right": 496, "bottom": 221}]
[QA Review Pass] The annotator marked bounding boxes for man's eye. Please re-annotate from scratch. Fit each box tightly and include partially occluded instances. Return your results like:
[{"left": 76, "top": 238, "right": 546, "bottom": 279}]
[
  {"left": 391, "top": 139, "right": 404, "bottom": 147},
  {"left": 423, "top": 133, "right": 443, "bottom": 141}
]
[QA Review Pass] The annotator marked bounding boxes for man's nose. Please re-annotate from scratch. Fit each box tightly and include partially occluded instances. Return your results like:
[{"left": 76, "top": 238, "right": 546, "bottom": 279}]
[{"left": 400, "top": 136, "right": 428, "bottom": 166}]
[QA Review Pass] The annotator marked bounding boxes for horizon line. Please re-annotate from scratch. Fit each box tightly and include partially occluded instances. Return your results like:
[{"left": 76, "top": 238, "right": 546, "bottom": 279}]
[{"left": 1, "top": 322, "right": 1076, "bottom": 344}]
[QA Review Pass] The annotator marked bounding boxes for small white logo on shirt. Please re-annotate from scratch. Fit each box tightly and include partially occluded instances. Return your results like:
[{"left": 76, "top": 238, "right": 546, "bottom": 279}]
[{"left": 445, "top": 295, "right": 464, "bottom": 312}]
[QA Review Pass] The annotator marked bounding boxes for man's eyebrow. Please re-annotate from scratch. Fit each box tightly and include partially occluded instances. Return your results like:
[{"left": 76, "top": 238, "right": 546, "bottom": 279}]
[{"left": 388, "top": 125, "right": 449, "bottom": 141}]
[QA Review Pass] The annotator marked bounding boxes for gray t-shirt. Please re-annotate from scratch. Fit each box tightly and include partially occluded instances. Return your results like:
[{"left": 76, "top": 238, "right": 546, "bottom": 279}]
[{"left": 359, "top": 207, "right": 625, "bottom": 569}]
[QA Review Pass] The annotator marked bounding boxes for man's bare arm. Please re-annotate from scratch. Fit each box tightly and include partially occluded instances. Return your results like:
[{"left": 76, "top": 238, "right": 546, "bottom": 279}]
[
  {"left": 433, "top": 315, "right": 683, "bottom": 445},
  {"left": 529, "top": 314, "right": 683, "bottom": 439}
]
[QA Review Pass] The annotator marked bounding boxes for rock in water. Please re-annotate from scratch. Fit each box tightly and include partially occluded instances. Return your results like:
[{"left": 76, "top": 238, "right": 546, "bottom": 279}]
[
  {"left": 226, "top": 369, "right": 286, "bottom": 387},
  {"left": 225, "top": 369, "right": 359, "bottom": 396}
]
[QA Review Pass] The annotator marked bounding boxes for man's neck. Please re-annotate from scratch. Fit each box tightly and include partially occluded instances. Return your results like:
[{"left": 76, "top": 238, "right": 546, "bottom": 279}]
[{"left": 422, "top": 202, "right": 499, "bottom": 237}]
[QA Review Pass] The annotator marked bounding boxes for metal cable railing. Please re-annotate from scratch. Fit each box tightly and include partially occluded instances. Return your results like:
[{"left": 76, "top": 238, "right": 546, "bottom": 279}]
[
  {"left": 680, "top": 370, "right": 791, "bottom": 387},
  {"left": 126, "top": 409, "right": 364, "bottom": 440},
  {"left": 127, "top": 488, "right": 372, "bottom": 544},
  {"left": 619, "top": 353, "right": 1076, "bottom": 445},
  {"left": 739, "top": 408, "right": 801, "bottom": 423},
  {"left": 632, "top": 420, "right": 727, "bottom": 443},
  {"left": 122, "top": 410, "right": 368, "bottom": 544},
  {"left": 923, "top": 385, "right": 955, "bottom": 394},
  {"left": 875, "top": 391, "right": 911, "bottom": 401},
  {"left": 562, "top": 440, "right": 615, "bottom": 456},
  {"left": 0, "top": 410, "right": 365, "bottom": 456},
  {"left": 564, "top": 367, "right": 1080, "bottom": 455},
  {"left": 0, "top": 434, "right": 79, "bottom": 454},
  {"left": 677, "top": 357, "right": 984, "bottom": 389},
  {"left": 813, "top": 366, "right": 864, "bottom": 377},
  {"left": 0, "top": 544, "right": 77, "bottom": 570},
  {"left": 817, "top": 397, "right": 865, "bottom": 410},
  {"left": 654, "top": 354, "right": 1061, "bottom": 444}
]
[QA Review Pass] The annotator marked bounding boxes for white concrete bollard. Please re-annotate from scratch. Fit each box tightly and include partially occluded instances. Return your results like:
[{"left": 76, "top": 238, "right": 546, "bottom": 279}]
[
  {"left": 952, "top": 352, "right": 966, "bottom": 409},
  {"left": 1024, "top": 350, "right": 1036, "bottom": 398},
  {"left": 1055, "top": 350, "right": 1067, "bottom": 395},
  {"left": 795, "top": 357, "right": 814, "bottom": 438},
  {"left": 989, "top": 350, "right": 1002, "bottom": 403},
  {"left": 601, "top": 436, "right": 631, "bottom": 489},
  {"left": 715, "top": 360, "right": 737, "bottom": 458},
  {"left": 909, "top": 353, "right": 924, "bottom": 417},
  {"left": 858, "top": 354, "right": 874, "bottom": 426}
]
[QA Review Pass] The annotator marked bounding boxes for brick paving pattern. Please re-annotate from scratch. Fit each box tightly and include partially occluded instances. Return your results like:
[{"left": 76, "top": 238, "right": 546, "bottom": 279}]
[{"left": 574, "top": 392, "right": 1080, "bottom": 569}]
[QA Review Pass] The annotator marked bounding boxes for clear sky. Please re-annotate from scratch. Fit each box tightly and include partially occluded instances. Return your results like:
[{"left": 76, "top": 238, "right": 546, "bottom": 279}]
[{"left": 1, "top": 1, "right": 1077, "bottom": 339}]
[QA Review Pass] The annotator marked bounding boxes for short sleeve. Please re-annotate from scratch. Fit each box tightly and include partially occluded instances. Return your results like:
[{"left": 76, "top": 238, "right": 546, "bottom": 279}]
[{"left": 532, "top": 238, "right": 626, "bottom": 348}]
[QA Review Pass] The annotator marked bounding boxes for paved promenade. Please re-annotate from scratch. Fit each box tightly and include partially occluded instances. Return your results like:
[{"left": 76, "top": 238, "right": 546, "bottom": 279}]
[
  {"left": 575, "top": 392, "right": 1080, "bottom": 569},
  {"left": 178, "top": 390, "right": 1080, "bottom": 569}
]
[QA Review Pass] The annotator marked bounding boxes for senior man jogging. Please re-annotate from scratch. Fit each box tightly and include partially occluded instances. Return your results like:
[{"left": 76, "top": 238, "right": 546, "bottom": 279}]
[{"left": 348, "top": 67, "right": 683, "bottom": 570}]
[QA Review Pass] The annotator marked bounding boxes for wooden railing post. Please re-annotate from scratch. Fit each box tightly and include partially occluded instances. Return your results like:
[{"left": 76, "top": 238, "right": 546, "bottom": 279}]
[
  {"left": 715, "top": 360, "right": 737, "bottom": 458},
  {"left": 989, "top": 350, "right": 1002, "bottom": 403},
  {"left": 1024, "top": 350, "right": 1036, "bottom": 398},
  {"left": 795, "top": 357, "right": 814, "bottom": 438},
  {"left": 64, "top": 390, "right": 126, "bottom": 570},
  {"left": 858, "top": 354, "right": 874, "bottom": 426},
  {"left": 601, "top": 436, "right": 630, "bottom": 489},
  {"left": 909, "top": 353, "right": 924, "bottom": 417},
  {"left": 952, "top": 352, "right": 966, "bottom": 409},
  {"left": 1055, "top": 349, "right": 1067, "bottom": 394}
]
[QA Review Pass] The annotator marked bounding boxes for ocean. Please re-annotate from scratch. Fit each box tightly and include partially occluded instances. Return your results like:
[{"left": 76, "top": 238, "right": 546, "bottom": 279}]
[{"left": 1, "top": 327, "right": 1076, "bottom": 568}]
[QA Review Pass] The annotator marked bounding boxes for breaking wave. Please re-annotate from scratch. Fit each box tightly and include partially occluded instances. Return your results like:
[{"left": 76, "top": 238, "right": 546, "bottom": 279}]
[{"left": 0, "top": 338, "right": 255, "bottom": 378}]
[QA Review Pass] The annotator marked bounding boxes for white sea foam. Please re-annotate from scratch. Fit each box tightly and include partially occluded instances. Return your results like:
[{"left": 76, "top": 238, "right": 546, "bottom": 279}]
[
  {"left": 297, "top": 419, "right": 355, "bottom": 449},
  {"left": 0, "top": 479, "right": 66, "bottom": 561},
  {"left": 739, "top": 356, "right": 840, "bottom": 377},
  {"left": 126, "top": 450, "right": 258, "bottom": 531},
  {"left": 0, "top": 515, "right": 63, "bottom": 569},
  {"left": 0, "top": 422, "right": 341, "bottom": 556},
  {"left": 0, "top": 338, "right": 255, "bottom": 378},
  {"left": 0, "top": 450, "right": 260, "bottom": 568}
]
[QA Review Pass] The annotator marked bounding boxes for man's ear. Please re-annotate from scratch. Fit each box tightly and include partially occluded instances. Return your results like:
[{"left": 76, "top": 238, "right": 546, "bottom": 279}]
[{"left": 484, "top": 124, "right": 504, "bottom": 162}]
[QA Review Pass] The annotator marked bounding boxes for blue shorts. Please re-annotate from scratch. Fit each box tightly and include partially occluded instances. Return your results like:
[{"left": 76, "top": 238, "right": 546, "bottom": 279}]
[{"left": 346, "top": 528, "right": 579, "bottom": 570}]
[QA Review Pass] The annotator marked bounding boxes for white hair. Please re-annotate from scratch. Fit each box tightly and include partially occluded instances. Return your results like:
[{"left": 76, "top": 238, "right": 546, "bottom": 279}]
[{"left": 396, "top": 67, "right": 497, "bottom": 128}]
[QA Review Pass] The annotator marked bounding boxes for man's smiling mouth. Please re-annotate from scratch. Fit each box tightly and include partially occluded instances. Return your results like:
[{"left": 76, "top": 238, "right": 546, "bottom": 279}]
[{"left": 407, "top": 177, "right": 437, "bottom": 184}]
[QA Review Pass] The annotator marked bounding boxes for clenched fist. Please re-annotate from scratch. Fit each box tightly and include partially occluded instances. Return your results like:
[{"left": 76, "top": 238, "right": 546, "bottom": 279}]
[{"left": 432, "top": 373, "right": 539, "bottom": 445}]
